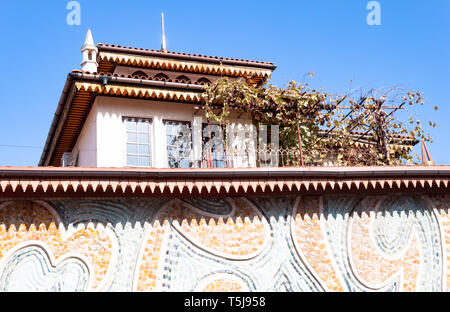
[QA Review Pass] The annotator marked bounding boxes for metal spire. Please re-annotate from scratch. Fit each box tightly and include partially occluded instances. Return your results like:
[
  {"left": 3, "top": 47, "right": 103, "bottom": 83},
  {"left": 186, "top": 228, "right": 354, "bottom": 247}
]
[{"left": 161, "top": 13, "right": 167, "bottom": 52}]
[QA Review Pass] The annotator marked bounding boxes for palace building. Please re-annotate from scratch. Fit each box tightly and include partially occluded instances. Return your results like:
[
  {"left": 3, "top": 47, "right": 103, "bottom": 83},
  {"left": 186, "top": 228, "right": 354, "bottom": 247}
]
[{"left": 0, "top": 29, "right": 448, "bottom": 292}]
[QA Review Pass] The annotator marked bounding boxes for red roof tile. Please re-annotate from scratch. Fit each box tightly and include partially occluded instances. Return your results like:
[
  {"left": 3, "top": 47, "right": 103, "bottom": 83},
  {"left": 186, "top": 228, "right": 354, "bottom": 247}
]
[{"left": 97, "top": 43, "right": 276, "bottom": 69}]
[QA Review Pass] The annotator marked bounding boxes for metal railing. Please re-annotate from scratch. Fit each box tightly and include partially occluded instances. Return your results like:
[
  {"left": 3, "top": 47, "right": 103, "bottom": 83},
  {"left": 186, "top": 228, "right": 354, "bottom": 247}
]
[
  {"left": 190, "top": 144, "right": 385, "bottom": 168},
  {"left": 192, "top": 147, "right": 305, "bottom": 169}
]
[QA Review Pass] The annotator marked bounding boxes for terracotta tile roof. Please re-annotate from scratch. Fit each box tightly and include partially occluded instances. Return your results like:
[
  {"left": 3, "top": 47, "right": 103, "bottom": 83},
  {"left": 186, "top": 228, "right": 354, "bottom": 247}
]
[
  {"left": 1, "top": 166, "right": 449, "bottom": 197},
  {"left": 317, "top": 130, "right": 418, "bottom": 150},
  {"left": 96, "top": 50, "right": 274, "bottom": 79},
  {"left": 349, "top": 130, "right": 414, "bottom": 141},
  {"left": 97, "top": 43, "right": 276, "bottom": 69}
]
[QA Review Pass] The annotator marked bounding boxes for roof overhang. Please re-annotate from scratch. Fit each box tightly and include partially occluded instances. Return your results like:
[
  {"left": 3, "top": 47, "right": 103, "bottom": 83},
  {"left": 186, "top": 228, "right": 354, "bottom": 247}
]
[
  {"left": 38, "top": 72, "right": 207, "bottom": 167},
  {"left": 98, "top": 51, "right": 274, "bottom": 78},
  {"left": 1, "top": 166, "right": 449, "bottom": 198},
  {"left": 97, "top": 43, "right": 277, "bottom": 71}
]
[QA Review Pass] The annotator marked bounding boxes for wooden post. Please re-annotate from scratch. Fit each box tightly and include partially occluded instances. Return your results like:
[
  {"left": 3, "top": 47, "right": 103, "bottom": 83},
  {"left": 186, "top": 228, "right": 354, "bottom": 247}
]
[
  {"left": 296, "top": 112, "right": 305, "bottom": 166},
  {"left": 207, "top": 121, "right": 213, "bottom": 168},
  {"left": 421, "top": 139, "right": 426, "bottom": 164},
  {"left": 424, "top": 140, "right": 433, "bottom": 163},
  {"left": 421, "top": 139, "right": 433, "bottom": 165}
]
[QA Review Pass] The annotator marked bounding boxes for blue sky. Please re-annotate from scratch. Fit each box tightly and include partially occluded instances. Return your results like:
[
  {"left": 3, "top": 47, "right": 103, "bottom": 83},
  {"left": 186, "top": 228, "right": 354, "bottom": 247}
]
[{"left": 0, "top": 0, "right": 448, "bottom": 166}]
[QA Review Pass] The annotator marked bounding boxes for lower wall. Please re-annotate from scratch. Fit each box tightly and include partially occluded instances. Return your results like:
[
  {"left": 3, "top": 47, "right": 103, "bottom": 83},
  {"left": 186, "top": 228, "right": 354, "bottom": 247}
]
[{"left": 0, "top": 194, "right": 448, "bottom": 291}]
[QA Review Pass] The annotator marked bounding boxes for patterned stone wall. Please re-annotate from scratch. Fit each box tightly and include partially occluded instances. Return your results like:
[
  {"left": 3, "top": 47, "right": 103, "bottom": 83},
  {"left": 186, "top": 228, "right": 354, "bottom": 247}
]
[{"left": 0, "top": 193, "right": 448, "bottom": 292}]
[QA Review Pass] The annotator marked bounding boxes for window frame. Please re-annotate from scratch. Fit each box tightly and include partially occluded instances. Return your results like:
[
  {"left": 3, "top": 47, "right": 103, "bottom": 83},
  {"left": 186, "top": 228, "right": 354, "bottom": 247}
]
[
  {"left": 163, "top": 119, "right": 193, "bottom": 168},
  {"left": 123, "top": 116, "right": 153, "bottom": 168}
]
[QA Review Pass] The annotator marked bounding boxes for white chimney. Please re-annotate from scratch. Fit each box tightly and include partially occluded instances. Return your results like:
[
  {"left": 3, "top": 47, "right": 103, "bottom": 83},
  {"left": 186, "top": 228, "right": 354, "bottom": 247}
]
[{"left": 81, "top": 29, "right": 98, "bottom": 73}]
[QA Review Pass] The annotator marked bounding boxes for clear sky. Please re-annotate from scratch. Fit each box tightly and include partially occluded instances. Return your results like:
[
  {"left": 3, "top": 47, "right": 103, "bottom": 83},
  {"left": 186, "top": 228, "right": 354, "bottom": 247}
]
[{"left": 0, "top": 0, "right": 448, "bottom": 166}]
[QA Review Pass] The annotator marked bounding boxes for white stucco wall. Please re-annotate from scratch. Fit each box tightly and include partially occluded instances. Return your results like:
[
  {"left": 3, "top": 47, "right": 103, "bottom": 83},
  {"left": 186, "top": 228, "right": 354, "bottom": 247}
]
[
  {"left": 72, "top": 103, "right": 97, "bottom": 167},
  {"left": 72, "top": 96, "right": 256, "bottom": 168}
]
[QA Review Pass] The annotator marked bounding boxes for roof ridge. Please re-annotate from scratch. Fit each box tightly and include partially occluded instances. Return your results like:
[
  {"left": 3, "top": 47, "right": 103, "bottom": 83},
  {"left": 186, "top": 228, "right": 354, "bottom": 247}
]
[{"left": 96, "top": 43, "right": 275, "bottom": 66}]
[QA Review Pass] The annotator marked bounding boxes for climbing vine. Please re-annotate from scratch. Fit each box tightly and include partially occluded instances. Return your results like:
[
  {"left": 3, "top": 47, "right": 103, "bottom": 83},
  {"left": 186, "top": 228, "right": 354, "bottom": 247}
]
[{"left": 202, "top": 77, "right": 436, "bottom": 166}]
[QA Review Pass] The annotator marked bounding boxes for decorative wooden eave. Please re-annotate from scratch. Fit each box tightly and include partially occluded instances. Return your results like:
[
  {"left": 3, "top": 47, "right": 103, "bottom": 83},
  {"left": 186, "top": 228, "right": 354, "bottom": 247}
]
[
  {"left": 96, "top": 43, "right": 276, "bottom": 76},
  {"left": 75, "top": 81, "right": 204, "bottom": 103},
  {"left": 1, "top": 166, "right": 449, "bottom": 198},
  {"left": 98, "top": 51, "right": 274, "bottom": 78}
]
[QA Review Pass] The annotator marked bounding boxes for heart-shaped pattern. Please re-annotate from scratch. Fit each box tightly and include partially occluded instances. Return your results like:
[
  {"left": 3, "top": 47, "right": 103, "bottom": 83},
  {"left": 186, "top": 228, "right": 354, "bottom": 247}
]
[
  {"left": 0, "top": 244, "right": 89, "bottom": 291},
  {"left": 349, "top": 198, "right": 420, "bottom": 291},
  {"left": 0, "top": 201, "right": 114, "bottom": 291}
]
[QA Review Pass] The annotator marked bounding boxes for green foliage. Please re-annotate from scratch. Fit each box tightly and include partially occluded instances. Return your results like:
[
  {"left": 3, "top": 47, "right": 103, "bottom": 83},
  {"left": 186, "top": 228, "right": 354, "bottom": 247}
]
[{"left": 202, "top": 77, "right": 436, "bottom": 166}]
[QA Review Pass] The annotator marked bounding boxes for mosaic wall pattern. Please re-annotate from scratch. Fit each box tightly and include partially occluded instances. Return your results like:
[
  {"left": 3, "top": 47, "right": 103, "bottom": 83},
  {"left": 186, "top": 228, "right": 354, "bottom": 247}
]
[{"left": 0, "top": 193, "right": 448, "bottom": 292}]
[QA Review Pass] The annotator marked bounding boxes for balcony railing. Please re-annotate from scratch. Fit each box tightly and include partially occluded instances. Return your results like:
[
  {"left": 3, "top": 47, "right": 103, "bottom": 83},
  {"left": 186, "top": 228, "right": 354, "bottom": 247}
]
[
  {"left": 68, "top": 143, "right": 394, "bottom": 168},
  {"left": 192, "top": 147, "right": 307, "bottom": 169},
  {"left": 189, "top": 144, "right": 388, "bottom": 168}
]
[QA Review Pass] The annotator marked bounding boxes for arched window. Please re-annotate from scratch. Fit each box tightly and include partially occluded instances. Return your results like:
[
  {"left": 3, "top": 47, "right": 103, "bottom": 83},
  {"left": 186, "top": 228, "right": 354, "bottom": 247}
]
[
  {"left": 153, "top": 73, "right": 170, "bottom": 81},
  {"left": 175, "top": 75, "right": 191, "bottom": 84},
  {"left": 132, "top": 70, "right": 149, "bottom": 78},
  {"left": 196, "top": 77, "right": 211, "bottom": 85}
]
